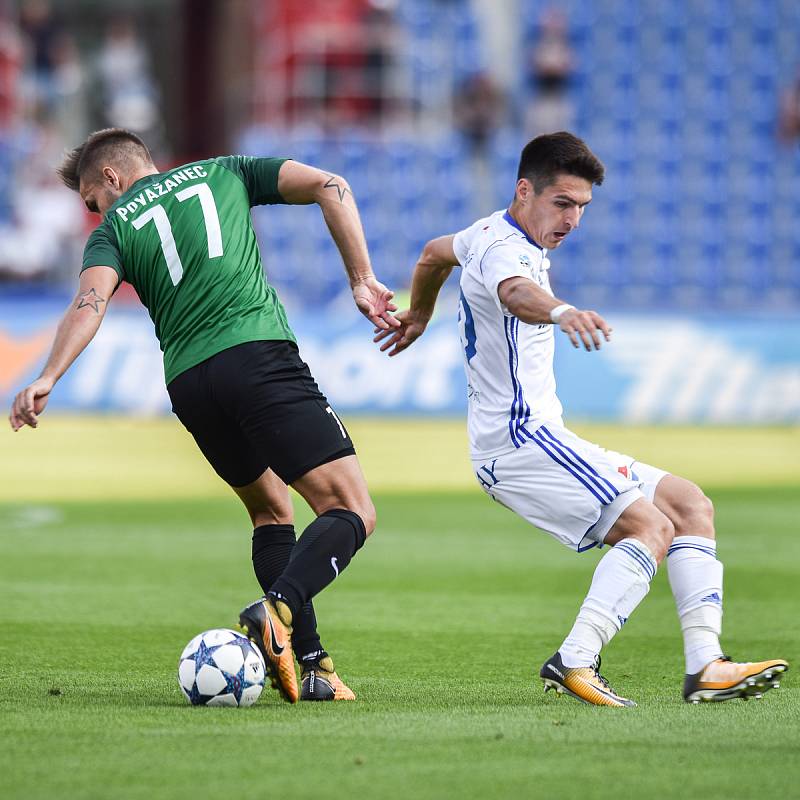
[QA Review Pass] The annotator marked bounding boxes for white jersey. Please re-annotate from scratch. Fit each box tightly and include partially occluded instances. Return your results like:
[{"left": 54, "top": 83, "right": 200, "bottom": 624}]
[{"left": 453, "top": 209, "right": 564, "bottom": 460}]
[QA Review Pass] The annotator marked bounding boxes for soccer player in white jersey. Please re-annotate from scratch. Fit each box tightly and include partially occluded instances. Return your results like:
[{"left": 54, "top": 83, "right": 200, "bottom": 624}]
[{"left": 375, "top": 132, "right": 788, "bottom": 706}]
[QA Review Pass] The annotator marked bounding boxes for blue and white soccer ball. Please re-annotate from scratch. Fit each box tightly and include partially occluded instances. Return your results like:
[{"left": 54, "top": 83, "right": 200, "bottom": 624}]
[{"left": 178, "top": 628, "right": 266, "bottom": 707}]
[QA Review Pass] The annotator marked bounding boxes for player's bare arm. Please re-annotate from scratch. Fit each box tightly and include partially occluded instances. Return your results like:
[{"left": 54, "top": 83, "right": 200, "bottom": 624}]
[
  {"left": 276, "top": 159, "right": 399, "bottom": 330},
  {"left": 497, "top": 276, "right": 612, "bottom": 352},
  {"left": 373, "top": 234, "right": 459, "bottom": 356},
  {"left": 9, "top": 265, "right": 119, "bottom": 431}
]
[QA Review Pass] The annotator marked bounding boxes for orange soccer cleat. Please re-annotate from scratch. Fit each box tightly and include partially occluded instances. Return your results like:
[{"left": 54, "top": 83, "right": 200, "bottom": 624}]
[
  {"left": 238, "top": 597, "right": 299, "bottom": 703},
  {"left": 540, "top": 652, "right": 635, "bottom": 707},
  {"left": 683, "top": 656, "right": 789, "bottom": 703},
  {"left": 300, "top": 655, "right": 356, "bottom": 701}
]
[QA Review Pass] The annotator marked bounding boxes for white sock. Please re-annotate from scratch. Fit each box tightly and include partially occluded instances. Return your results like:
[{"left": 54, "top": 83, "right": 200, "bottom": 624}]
[
  {"left": 666, "top": 535, "right": 724, "bottom": 674},
  {"left": 559, "top": 538, "right": 657, "bottom": 668}
]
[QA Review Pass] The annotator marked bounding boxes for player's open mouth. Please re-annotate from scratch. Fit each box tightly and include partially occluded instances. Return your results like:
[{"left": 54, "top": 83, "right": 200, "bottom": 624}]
[{"left": 552, "top": 231, "right": 567, "bottom": 241}]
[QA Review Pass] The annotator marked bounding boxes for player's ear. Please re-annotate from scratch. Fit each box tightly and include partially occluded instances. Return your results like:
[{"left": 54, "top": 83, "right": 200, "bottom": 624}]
[
  {"left": 102, "top": 166, "right": 121, "bottom": 189},
  {"left": 516, "top": 177, "right": 532, "bottom": 204}
]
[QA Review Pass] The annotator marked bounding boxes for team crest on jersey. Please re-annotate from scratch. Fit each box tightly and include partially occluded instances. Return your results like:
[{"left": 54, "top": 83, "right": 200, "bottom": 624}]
[{"left": 518, "top": 253, "right": 531, "bottom": 271}]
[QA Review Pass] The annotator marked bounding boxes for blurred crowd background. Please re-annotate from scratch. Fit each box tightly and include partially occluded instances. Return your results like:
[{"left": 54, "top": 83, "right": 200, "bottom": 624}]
[{"left": 1, "top": 0, "right": 799, "bottom": 314}]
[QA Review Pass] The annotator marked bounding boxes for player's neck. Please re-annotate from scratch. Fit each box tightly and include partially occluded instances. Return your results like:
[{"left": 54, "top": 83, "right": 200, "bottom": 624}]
[
  {"left": 124, "top": 164, "right": 159, "bottom": 191},
  {"left": 506, "top": 203, "right": 544, "bottom": 249}
]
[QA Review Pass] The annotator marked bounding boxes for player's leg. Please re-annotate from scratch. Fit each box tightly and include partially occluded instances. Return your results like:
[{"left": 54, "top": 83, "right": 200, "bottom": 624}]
[
  {"left": 472, "top": 425, "right": 666, "bottom": 706},
  {"left": 233, "top": 469, "right": 324, "bottom": 663},
  {"left": 245, "top": 454, "right": 372, "bottom": 701},
  {"left": 564, "top": 496, "right": 673, "bottom": 661},
  {"left": 654, "top": 475, "right": 788, "bottom": 702},
  {"left": 234, "top": 472, "right": 311, "bottom": 699},
  {"left": 540, "top": 497, "right": 672, "bottom": 706},
  {"left": 233, "top": 346, "right": 374, "bottom": 612},
  {"left": 233, "top": 469, "right": 356, "bottom": 700},
  {"left": 239, "top": 461, "right": 371, "bottom": 703},
  {"left": 266, "top": 454, "right": 373, "bottom": 627},
  {"left": 655, "top": 476, "right": 724, "bottom": 680}
]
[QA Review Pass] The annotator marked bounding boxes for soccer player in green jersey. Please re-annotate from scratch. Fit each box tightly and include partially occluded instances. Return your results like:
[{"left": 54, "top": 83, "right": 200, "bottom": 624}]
[{"left": 9, "top": 127, "right": 400, "bottom": 703}]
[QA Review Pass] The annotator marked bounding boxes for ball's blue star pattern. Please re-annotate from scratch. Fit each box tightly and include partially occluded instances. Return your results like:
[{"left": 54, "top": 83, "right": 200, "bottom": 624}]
[
  {"left": 234, "top": 638, "right": 253, "bottom": 663},
  {"left": 192, "top": 639, "right": 221, "bottom": 671},
  {"left": 187, "top": 681, "right": 214, "bottom": 706},
  {"left": 222, "top": 665, "right": 246, "bottom": 702},
  {"left": 180, "top": 632, "right": 265, "bottom": 706}
]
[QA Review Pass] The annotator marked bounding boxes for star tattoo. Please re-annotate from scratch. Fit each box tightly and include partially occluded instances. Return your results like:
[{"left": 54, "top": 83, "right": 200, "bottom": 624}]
[
  {"left": 76, "top": 288, "right": 106, "bottom": 313},
  {"left": 323, "top": 173, "right": 351, "bottom": 203}
]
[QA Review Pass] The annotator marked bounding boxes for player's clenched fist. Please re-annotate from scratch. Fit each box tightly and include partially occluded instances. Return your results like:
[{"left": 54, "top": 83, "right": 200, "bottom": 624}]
[{"left": 558, "top": 308, "right": 612, "bottom": 351}]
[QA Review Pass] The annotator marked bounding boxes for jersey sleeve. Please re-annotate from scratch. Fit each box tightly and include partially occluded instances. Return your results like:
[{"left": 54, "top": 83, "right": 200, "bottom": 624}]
[
  {"left": 215, "top": 155, "right": 290, "bottom": 206},
  {"left": 81, "top": 220, "right": 125, "bottom": 282},
  {"left": 479, "top": 242, "right": 537, "bottom": 313},
  {"left": 453, "top": 220, "right": 481, "bottom": 265}
]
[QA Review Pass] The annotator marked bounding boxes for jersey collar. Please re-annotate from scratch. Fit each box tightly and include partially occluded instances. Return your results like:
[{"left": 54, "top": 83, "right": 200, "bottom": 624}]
[
  {"left": 503, "top": 210, "right": 544, "bottom": 252},
  {"left": 104, "top": 173, "right": 160, "bottom": 219}
]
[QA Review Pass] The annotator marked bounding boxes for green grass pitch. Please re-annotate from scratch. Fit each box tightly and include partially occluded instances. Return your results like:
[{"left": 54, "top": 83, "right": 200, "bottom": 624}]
[{"left": 1, "top": 418, "right": 798, "bottom": 799}]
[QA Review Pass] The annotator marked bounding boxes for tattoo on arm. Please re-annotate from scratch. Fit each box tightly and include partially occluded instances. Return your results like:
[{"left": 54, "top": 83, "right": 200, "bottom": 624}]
[
  {"left": 323, "top": 173, "right": 351, "bottom": 203},
  {"left": 76, "top": 288, "right": 106, "bottom": 313}
]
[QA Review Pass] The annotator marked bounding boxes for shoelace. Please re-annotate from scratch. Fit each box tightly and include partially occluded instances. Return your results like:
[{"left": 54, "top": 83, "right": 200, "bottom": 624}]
[{"left": 590, "top": 655, "right": 614, "bottom": 691}]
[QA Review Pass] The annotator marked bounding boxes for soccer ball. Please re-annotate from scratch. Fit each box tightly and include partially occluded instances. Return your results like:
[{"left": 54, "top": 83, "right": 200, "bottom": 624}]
[{"left": 177, "top": 628, "right": 266, "bottom": 707}]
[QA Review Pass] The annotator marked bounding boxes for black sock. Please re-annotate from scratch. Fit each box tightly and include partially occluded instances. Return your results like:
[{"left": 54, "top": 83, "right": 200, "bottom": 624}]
[
  {"left": 251, "top": 523, "right": 322, "bottom": 660},
  {"left": 269, "top": 509, "right": 366, "bottom": 618},
  {"left": 252, "top": 524, "right": 295, "bottom": 592},
  {"left": 292, "top": 604, "right": 324, "bottom": 663}
]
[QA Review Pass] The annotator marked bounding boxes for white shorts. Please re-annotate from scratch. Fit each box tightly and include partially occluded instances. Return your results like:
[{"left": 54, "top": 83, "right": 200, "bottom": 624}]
[{"left": 471, "top": 422, "right": 668, "bottom": 553}]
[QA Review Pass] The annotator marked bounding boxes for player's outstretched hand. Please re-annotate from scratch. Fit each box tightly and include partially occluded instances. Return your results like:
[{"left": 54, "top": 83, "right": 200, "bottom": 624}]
[
  {"left": 352, "top": 276, "right": 400, "bottom": 330},
  {"left": 373, "top": 309, "right": 428, "bottom": 356},
  {"left": 558, "top": 308, "right": 612, "bottom": 351},
  {"left": 9, "top": 376, "right": 54, "bottom": 431}
]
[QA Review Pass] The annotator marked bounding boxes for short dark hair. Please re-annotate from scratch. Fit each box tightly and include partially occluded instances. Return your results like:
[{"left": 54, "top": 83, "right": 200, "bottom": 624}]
[
  {"left": 57, "top": 128, "right": 153, "bottom": 192},
  {"left": 516, "top": 131, "right": 605, "bottom": 193}
]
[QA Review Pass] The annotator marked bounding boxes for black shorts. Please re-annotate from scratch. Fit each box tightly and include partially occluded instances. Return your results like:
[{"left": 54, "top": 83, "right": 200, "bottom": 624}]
[{"left": 167, "top": 340, "right": 355, "bottom": 487}]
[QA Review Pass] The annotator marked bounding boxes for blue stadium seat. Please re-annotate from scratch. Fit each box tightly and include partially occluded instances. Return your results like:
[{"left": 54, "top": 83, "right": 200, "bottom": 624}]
[{"left": 231, "top": 0, "right": 800, "bottom": 311}]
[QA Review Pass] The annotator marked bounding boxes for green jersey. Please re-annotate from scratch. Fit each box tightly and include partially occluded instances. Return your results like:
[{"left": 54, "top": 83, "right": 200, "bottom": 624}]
[{"left": 82, "top": 156, "right": 295, "bottom": 384}]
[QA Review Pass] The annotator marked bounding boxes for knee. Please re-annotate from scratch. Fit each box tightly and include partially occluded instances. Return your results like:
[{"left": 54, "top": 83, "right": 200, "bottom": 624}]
[
  {"left": 250, "top": 507, "right": 294, "bottom": 528},
  {"left": 359, "top": 500, "right": 377, "bottom": 537},
  {"left": 694, "top": 489, "right": 715, "bottom": 527},
  {"left": 652, "top": 514, "right": 675, "bottom": 561},
  {"left": 638, "top": 512, "right": 675, "bottom": 564},
  {"left": 675, "top": 483, "right": 715, "bottom": 537},
  {"left": 326, "top": 499, "right": 376, "bottom": 538}
]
